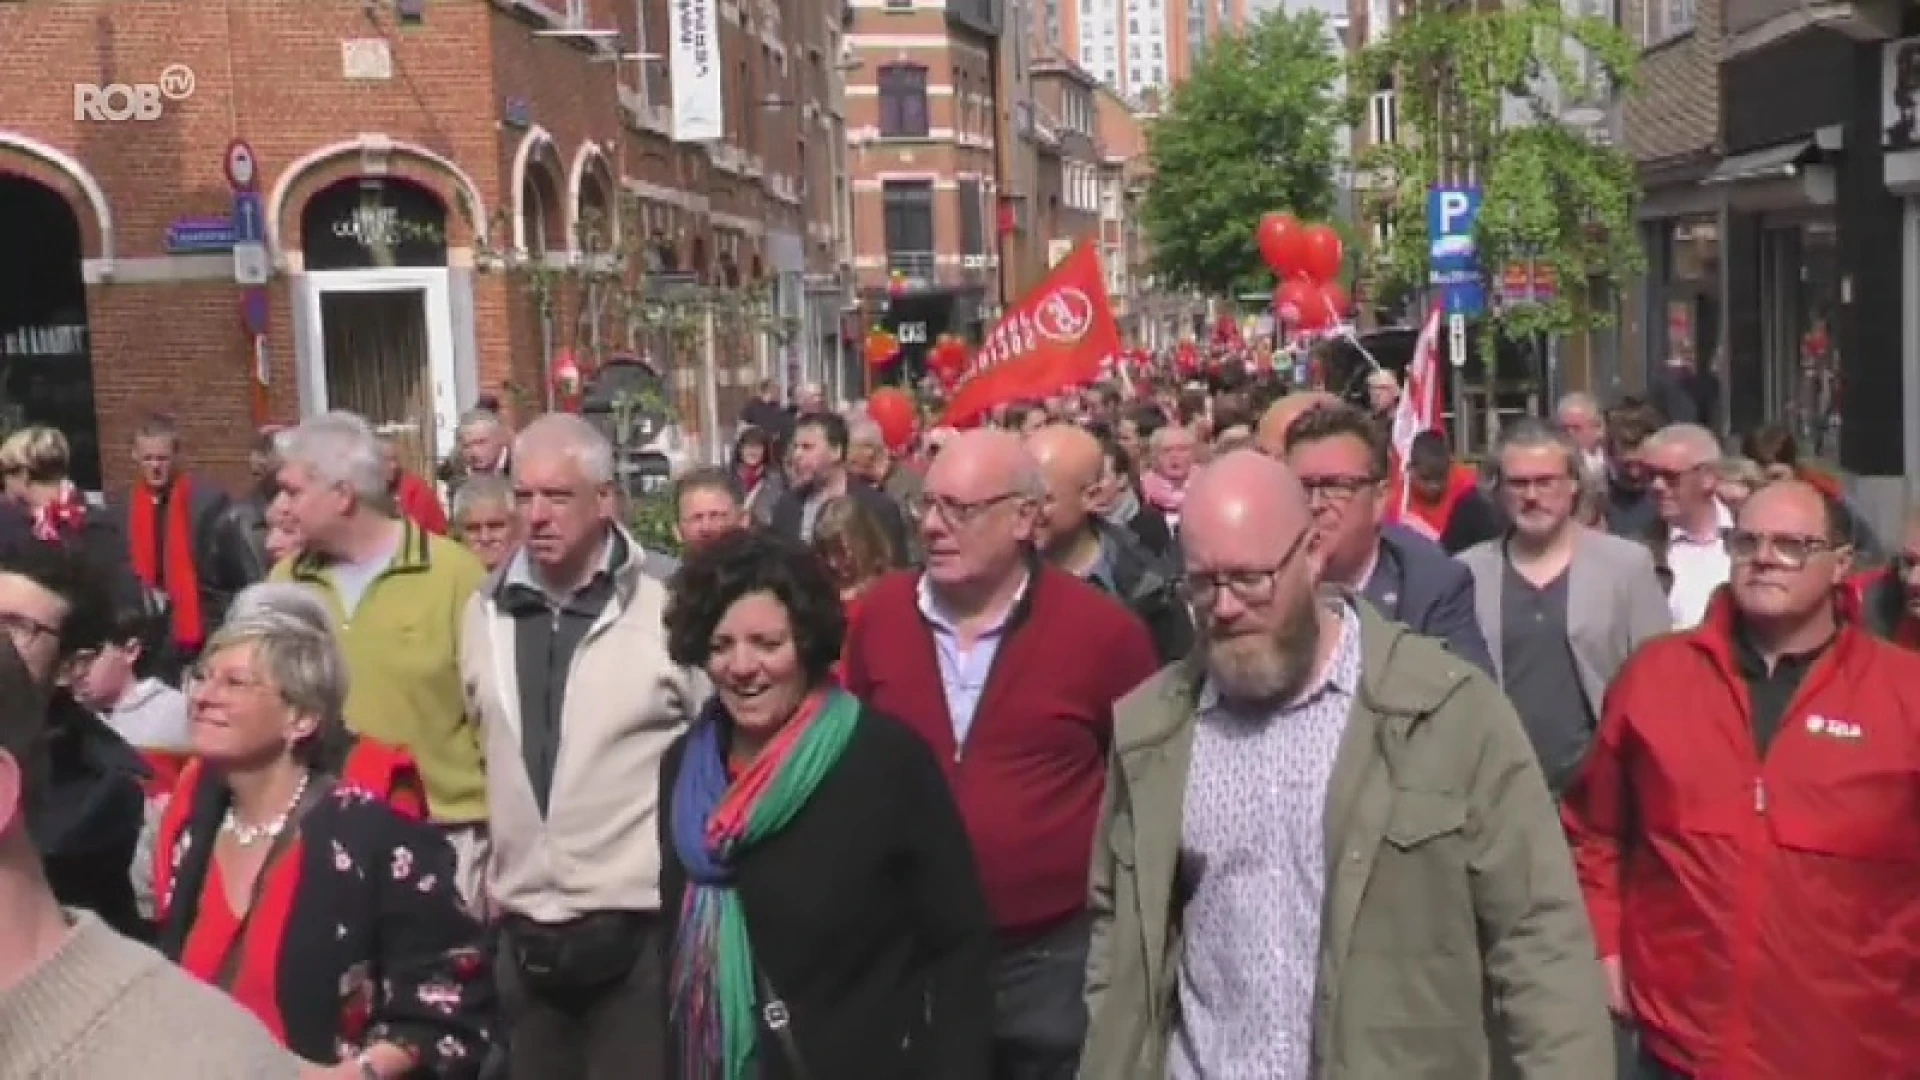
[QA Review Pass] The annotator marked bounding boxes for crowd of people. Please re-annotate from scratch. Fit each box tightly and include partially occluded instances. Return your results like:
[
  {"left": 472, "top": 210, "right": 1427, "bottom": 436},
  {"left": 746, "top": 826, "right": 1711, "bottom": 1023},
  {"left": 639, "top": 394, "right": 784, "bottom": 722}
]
[{"left": 0, "top": 353, "right": 1915, "bottom": 1080}]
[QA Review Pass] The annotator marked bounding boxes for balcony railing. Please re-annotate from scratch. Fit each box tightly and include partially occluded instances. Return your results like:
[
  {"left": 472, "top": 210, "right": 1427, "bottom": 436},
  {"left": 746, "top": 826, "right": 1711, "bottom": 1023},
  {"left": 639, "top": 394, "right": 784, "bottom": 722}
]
[{"left": 887, "top": 250, "right": 937, "bottom": 282}]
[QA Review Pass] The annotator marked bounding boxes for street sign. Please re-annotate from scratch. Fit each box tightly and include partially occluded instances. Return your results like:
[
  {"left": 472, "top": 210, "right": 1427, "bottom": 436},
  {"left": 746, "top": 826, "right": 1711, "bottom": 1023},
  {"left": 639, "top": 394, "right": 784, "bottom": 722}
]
[
  {"left": 1427, "top": 186, "right": 1485, "bottom": 316},
  {"left": 1448, "top": 313, "right": 1468, "bottom": 370},
  {"left": 240, "top": 287, "right": 269, "bottom": 335},
  {"left": 224, "top": 139, "right": 257, "bottom": 191},
  {"left": 165, "top": 216, "right": 234, "bottom": 254},
  {"left": 233, "top": 242, "right": 269, "bottom": 285},
  {"left": 231, "top": 191, "right": 264, "bottom": 245}
]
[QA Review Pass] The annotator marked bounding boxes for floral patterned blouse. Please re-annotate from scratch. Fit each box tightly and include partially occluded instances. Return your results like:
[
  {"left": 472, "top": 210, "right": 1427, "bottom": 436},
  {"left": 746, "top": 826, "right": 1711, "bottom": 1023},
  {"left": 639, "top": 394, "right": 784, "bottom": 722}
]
[{"left": 156, "top": 782, "right": 495, "bottom": 1074}]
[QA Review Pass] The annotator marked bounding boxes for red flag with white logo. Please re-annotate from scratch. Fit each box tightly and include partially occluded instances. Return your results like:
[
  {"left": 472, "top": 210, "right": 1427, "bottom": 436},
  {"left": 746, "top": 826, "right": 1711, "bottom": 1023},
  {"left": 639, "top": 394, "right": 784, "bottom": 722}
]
[
  {"left": 1391, "top": 302, "right": 1445, "bottom": 516},
  {"left": 942, "top": 241, "right": 1121, "bottom": 428}
]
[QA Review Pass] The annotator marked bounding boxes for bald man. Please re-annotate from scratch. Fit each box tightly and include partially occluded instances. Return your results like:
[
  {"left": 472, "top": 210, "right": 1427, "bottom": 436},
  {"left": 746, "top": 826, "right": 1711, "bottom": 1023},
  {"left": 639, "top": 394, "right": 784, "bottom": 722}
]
[
  {"left": 1253, "top": 389, "right": 1342, "bottom": 458},
  {"left": 1565, "top": 479, "right": 1920, "bottom": 1078},
  {"left": 1029, "top": 425, "right": 1192, "bottom": 663},
  {"left": 1083, "top": 449, "right": 1614, "bottom": 1080},
  {"left": 844, "top": 427, "right": 1159, "bottom": 1077}
]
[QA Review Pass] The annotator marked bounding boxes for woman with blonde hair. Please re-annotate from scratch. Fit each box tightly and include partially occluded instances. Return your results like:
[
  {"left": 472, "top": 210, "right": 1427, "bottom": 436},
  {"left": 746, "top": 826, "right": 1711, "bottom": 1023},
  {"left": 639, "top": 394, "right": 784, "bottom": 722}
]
[{"left": 154, "top": 606, "right": 492, "bottom": 1075}]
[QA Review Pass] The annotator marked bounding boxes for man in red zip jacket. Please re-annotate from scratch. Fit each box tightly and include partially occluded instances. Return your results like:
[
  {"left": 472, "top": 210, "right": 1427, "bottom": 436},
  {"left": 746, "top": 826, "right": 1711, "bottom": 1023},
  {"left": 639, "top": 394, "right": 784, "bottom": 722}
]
[
  {"left": 843, "top": 428, "right": 1158, "bottom": 1080},
  {"left": 1564, "top": 480, "right": 1920, "bottom": 1079}
]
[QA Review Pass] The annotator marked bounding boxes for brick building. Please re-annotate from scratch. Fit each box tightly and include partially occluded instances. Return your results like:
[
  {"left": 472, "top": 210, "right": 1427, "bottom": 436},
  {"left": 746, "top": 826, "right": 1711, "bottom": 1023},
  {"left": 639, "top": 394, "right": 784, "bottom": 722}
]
[
  {"left": 1030, "top": 57, "right": 1104, "bottom": 279},
  {"left": 844, "top": 0, "right": 1003, "bottom": 381},
  {"left": 0, "top": 0, "right": 847, "bottom": 493}
]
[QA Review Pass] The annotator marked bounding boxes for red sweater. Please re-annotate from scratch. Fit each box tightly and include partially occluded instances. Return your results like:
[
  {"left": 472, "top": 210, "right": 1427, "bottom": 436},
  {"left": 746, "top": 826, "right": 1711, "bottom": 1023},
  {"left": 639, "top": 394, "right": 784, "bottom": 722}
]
[{"left": 843, "top": 565, "right": 1159, "bottom": 933}]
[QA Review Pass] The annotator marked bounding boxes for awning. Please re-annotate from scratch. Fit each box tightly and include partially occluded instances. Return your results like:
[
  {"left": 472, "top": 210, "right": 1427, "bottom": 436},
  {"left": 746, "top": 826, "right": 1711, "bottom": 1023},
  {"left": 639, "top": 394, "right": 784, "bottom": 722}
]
[{"left": 1704, "top": 139, "right": 1818, "bottom": 184}]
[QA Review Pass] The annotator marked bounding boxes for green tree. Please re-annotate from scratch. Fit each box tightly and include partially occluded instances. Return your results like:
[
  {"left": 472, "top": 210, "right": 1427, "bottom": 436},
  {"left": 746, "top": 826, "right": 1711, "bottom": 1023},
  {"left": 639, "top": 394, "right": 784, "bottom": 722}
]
[
  {"left": 1141, "top": 9, "right": 1343, "bottom": 297},
  {"left": 1351, "top": 0, "right": 1641, "bottom": 346}
]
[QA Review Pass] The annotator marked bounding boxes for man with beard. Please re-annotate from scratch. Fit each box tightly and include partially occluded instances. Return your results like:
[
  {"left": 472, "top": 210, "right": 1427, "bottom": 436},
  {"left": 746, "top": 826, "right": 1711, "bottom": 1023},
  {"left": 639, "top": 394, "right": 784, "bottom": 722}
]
[
  {"left": 769, "top": 412, "right": 909, "bottom": 561},
  {"left": 1081, "top": 449, "right": 1613, "bottom": 1079}
]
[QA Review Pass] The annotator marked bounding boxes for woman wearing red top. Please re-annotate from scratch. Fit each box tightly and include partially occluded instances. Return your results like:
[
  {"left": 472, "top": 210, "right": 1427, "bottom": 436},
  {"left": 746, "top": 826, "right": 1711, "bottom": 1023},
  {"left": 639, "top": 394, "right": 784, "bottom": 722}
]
[
  {"left": 810, "top": 495, "right": 899, "bottom": 679},
  {"left": 153, "top": 606, "right": 491, "bottom": 1077}
]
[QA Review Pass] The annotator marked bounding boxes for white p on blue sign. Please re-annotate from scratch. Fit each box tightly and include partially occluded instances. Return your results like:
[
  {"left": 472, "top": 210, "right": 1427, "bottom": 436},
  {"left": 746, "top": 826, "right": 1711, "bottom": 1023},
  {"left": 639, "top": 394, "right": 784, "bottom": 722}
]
[{"left": 1427, "top": 185, "right": 1484, "bottom": 315}]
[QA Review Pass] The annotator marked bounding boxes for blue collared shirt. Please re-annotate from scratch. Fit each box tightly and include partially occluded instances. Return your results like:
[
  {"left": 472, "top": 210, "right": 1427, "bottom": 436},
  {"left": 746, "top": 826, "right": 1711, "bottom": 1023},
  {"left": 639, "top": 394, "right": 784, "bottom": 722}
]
[{"left": 915, "top": 572, "right": 1030, "bottom": 748}]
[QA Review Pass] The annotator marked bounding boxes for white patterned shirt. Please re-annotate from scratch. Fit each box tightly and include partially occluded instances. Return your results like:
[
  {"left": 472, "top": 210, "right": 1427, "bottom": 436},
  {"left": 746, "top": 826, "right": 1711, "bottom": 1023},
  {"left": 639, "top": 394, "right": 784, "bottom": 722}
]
[{"left": 1170, "top": 603, "right": 1362, "bottom": 1080}]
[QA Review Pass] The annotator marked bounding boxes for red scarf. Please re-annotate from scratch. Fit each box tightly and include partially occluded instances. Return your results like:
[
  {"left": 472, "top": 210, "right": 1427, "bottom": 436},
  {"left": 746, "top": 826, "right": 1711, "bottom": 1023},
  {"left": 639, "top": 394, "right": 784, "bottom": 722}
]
[
  {"left": 129, "top": 476, "right": 206, "bottom": 648},
  {"left": 30, "top": 482, "right": 88, "bottom": 542}
]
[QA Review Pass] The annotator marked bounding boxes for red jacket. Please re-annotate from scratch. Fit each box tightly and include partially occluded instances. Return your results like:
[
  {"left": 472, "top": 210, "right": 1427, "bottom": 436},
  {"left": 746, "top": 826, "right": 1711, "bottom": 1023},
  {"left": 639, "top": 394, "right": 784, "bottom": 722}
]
[
  {"left": 843, "top": 565, "right": 1159, "bottom": 934},
  {"left": 1563, "top": 591, "right": 1920, "bottom": 1078}
]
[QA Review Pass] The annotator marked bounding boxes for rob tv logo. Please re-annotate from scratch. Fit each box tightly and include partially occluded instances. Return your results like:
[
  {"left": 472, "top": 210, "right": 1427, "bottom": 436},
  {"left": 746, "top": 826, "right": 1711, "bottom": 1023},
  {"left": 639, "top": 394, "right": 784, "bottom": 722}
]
[{"left": 74, "top": 64, "right": 195, "bottom": 121}]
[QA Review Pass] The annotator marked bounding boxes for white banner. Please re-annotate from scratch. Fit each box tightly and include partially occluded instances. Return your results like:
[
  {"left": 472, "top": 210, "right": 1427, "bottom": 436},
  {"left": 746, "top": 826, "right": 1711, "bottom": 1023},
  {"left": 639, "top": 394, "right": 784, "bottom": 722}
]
[{"left": 668, "top": 0, "right": 723, "bottom": 142}]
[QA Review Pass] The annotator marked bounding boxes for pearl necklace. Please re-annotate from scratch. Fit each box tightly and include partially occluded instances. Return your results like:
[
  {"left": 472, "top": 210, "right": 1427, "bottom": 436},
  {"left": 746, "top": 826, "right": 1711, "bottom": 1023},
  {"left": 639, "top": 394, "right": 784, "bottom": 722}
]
[{"left": 220, "top": 769, "right": 312, "bottom": 847}]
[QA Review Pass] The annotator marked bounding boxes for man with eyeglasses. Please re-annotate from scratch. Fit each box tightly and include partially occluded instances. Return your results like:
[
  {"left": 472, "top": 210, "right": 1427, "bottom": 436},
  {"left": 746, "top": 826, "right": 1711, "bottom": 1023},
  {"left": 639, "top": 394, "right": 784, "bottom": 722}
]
[
  {"left": 0, "top": 542, "right": 147, "bottom": 939},
  {"left": 1280, "top": 403, "right": 1493, "bottom": 675},
  {"left": 1564, "top": 479, "right": 1920, "bottom": 1079},
  {"left": 1643, "top": 422, "right": 1730, "bottom": 628},
  {"left": 1458, "top": 420, "right": 1671, "bottom": 797},
  {"left": 844, "top": 428, "right": 1157, "bottom": 1080},
  {"left": 1082, "top": 449, "right": 1613, "bottom": 1079}
]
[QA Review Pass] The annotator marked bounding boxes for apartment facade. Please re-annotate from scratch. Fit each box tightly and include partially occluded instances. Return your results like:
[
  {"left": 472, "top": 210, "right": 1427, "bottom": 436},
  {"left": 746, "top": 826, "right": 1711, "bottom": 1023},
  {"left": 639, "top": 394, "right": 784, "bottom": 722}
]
[
  {"left": 1058, "top": 0, "right": 1250, "bottom": 101},
  {"left": 0, "top": 0, "right": 852, "bottom": 489},
  {"left": 844, "top": 0, "right": 1003, "bottom": 375},
  {"left": 1032, "top": 59, "right": 1105, "bottom": 272}
]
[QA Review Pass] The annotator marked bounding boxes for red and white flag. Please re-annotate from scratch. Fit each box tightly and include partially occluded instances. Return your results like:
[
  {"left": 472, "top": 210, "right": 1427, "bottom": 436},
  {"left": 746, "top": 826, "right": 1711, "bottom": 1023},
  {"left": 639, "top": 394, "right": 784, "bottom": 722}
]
[{"left": 1390, "top": 302, "right": 1445, "bottom": 515}]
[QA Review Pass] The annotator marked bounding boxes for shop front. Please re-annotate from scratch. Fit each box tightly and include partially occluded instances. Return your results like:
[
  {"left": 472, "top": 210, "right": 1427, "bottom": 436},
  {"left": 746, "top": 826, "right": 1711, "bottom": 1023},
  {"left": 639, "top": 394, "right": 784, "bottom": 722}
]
[
  {"left": 1887, "top": 33, "right": 1920, "bottom": 483},
  {"left": 1718, "top": 28, "right": 1904, "bottom": 520}
]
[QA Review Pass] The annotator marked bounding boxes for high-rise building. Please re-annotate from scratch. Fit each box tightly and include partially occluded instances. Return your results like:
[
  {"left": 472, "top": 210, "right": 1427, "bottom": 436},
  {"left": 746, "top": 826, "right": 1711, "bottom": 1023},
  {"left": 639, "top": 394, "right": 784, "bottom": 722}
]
[{"left": 1053, "top": 0, "right": 1251, "bottom": 101}]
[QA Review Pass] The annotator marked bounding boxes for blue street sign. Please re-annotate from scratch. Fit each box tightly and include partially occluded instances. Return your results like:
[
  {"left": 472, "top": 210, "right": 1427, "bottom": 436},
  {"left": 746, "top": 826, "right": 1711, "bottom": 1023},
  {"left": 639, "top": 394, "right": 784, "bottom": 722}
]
[
  {"left": 241, "top": 287, "right": 269, "bottom": 336},
  {"left": 164, "top": 216, "right": 235, "bottom": 254},
  {"left": 232, "top": 191, "right": 265, "bottom": 245},
  {"left": 1427, "top": 185, "right": 1485, "bottom": 316}
]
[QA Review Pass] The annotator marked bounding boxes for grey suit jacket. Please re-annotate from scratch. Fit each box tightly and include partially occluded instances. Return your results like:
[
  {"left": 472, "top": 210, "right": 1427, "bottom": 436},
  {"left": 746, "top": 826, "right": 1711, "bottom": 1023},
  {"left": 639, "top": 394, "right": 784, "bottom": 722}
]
[{"left": 1459, "top": 527, "right": 1672, "bottom": 717}]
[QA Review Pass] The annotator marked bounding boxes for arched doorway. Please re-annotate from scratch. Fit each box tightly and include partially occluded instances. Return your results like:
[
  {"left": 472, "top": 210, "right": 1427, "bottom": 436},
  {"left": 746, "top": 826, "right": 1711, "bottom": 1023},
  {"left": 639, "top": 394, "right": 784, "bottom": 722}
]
[
  {"left": 0, "top": 177, "right": 99, "bottom": 490},
  {"left": 296, "top": 177, "right": 457, "bottom": 480}
]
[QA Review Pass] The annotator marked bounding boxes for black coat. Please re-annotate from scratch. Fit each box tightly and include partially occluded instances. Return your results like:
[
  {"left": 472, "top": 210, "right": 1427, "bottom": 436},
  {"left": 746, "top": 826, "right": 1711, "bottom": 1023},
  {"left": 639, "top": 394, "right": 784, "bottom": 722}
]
[
  {"left": 32, "top": 694, "right": 146, "bottom": 939},
  {"left": 658, "top": 706, "right": 993, "bottom": 1080},
  {"left": 769, "top": 477, "right": 912, "bottom": 568},
  {"left": 1092, "top": 520, "right": 1193, "bottom": 664},
  {"left": 108, "top": 478, "right": 261, "bottom": 631}
]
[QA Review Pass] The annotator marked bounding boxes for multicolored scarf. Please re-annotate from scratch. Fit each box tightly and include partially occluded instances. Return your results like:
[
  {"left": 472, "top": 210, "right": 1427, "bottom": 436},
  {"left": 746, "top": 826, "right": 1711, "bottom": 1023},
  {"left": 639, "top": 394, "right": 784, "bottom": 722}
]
[
  {"left": 30, "top": 481, "right": 87, "bottom": 543},
  {"left": 669, "top": 688, "right": 860, "bottom": 1080}
]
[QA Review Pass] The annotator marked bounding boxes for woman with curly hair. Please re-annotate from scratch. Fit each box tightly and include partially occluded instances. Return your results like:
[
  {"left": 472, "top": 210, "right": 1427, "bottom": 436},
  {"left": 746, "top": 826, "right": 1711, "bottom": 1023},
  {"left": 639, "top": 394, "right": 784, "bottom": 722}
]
[{"left": 658, "top": 529, "right": 991, "bottom": 1080}]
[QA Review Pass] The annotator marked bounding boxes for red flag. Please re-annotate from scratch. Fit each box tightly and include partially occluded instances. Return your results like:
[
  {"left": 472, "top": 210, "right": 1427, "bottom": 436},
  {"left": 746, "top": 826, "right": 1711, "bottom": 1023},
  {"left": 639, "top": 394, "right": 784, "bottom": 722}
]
[
  {"left": 1391, "top": 302, "right": 1445, "bottom": 516},
  {"left": 942, "top": 241, "right": 1121, "bottom": 428}
]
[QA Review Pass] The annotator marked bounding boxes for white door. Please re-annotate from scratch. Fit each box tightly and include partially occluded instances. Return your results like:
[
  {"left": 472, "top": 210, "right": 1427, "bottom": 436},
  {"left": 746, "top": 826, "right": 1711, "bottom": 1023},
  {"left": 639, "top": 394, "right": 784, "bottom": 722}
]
[{"left": 298, "top": 268, "right": 458, "bottom": 477}]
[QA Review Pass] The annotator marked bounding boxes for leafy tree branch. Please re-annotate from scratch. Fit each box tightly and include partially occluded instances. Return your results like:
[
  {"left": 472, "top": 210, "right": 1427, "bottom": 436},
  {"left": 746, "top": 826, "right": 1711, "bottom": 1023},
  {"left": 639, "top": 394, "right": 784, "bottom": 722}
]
[
  {"left": 1349, "top": 0, "right": 1642, "bottom": 343},
  {"left": 1141, "top": 9, "right": 1344, "bottom": 297}
]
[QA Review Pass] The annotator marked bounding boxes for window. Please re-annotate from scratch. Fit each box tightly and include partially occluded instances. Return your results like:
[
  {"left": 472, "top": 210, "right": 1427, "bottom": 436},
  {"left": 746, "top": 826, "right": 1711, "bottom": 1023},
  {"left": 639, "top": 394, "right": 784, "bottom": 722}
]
[
  {"left": 959, "top": 177, "right": 985, "bottom": 254},
  {"left": 877, "top": 65, "right": 930, "bottom": 137},
  {"left": 1368, "top": 89, "right": 1397, "bottom": 146},
  {"left": 883, "top": 180, "right": 936, "bottom": 256},
  {"left": 1644, "top": 0, "right": 1695, "bottom": 43}
]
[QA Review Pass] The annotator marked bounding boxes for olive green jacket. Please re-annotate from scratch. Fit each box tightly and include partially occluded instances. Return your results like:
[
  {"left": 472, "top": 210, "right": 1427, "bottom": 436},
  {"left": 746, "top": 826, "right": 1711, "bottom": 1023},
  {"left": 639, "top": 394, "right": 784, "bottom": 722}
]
[{"left": 1080, "top": 602, "right": 1613, "bottom": 1079}]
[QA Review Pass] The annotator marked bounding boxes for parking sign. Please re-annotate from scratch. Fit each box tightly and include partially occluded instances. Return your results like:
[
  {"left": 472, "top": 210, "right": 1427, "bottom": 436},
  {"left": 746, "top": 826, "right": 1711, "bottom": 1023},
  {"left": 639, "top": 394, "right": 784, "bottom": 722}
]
[{"left": 1427, "top": 186, "right": 1484, "bottom": 316}]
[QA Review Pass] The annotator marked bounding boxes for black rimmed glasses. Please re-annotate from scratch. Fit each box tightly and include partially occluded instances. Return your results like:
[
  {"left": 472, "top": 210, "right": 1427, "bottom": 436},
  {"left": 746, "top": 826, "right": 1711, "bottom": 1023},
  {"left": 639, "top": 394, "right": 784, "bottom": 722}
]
[
  {"left": 1181, "top": 529, "right": 1312, "bottom": 610},
  {"left": 1300, "top": 474, "right": 1381, "bottom": 508}
]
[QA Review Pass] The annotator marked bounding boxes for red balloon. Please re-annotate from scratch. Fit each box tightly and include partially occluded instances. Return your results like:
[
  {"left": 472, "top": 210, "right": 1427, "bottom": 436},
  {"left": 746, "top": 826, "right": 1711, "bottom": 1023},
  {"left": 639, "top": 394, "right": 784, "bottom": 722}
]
[
  {"left": 867, "top": 387, "right": 918, "bottom": 452},
  {"left": 1300, "top": 224, "right": 1344, "bottom": 284},
  {"left": 1256, "top": 212, "right": 1303, "bottom": 276},
  {"left": 1318, "top": 281, "right": 1351, "bottom": 322},
  {"left": 1274, "top": 277, "right": 1329, "bottom": 330}
]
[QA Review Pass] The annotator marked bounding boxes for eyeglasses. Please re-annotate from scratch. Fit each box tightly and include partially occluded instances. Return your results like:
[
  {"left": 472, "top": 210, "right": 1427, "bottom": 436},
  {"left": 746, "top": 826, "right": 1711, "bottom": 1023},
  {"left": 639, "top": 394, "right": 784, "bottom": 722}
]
[
  {"left": 1647, "top": 463, "right": 1707, "bottom": 488},
  {"left": 1724, "top": 529, "right": 1843, "bottom": 569},
  {"left": 1300, "top": 474, "right": 1381, "bottom": 507},
  {"left": 1181, "top": 529, "right": 1311, "bottom": 609},
  {"left": 0, "top": 611, "right": 60, "bottom": 648},
  {"left": 916, "top": 491, "right": 1027, "bottom": 528}
]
